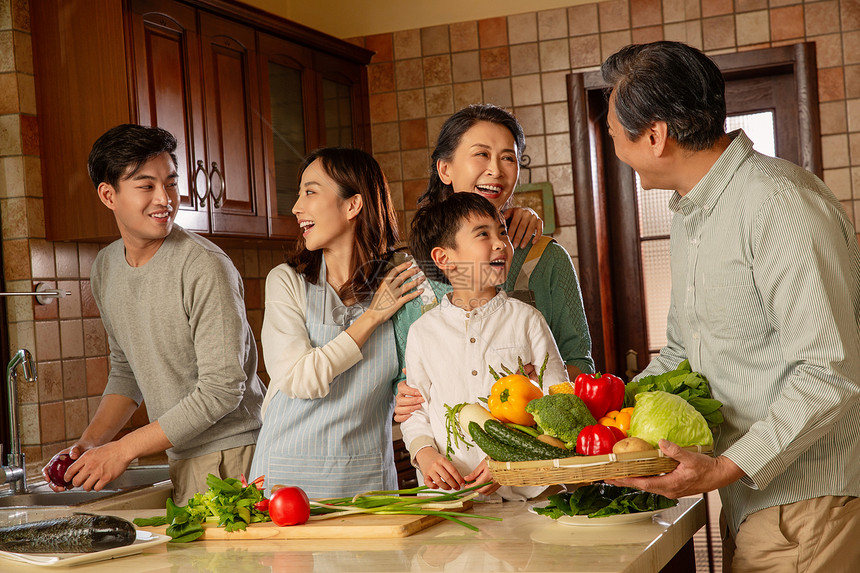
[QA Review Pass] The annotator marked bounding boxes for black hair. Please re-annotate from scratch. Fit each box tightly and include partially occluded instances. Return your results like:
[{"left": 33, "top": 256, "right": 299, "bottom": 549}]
[
  {"left": 288, "top": 147, "right": 399, "bottom": 303},
  {"left": 601, "top": 41, "right": 726, "bottom": 151},
  {"left": 87, "top": 124, "right": 178, "bottom": 188},
  {"left": 409, "top": 192, "right": 502, "bottom": 285},
  {"left": 418, "top": 104, "right": 526, "bottom": 207}
]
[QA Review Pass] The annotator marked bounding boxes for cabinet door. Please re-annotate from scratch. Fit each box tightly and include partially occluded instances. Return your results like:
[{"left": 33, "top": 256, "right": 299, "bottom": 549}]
[
  {"left": 129, "top": 0, "right": 210, "bottom": 233},
  {"left": 257, "top": 33, "right": 317, "bottom": 239},
  {"left": 199, "top": 12, "right": 267, "bottom": 236},
  {"left": 31, "top": 0, "right": 131, "bottom": 242},
  {"left": 314, "top": 52, "right": 372, "bottom": 151}
]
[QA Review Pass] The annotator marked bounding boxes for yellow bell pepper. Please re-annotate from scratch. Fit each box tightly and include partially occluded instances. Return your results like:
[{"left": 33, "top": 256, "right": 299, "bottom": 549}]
[
  {"left": 598, "top": 407, "right": 635, "bottom": 436},
  {"left": 487, "top": 374, "right": 543, "bottom": 426}
]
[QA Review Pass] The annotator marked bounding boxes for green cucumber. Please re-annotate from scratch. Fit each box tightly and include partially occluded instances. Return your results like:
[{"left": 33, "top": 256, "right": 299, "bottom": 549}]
[
  {"left": 484, "top": 419, "right": 570, "bottom": 460},
  {"left": 468, "top": 422, "right": 535, "bottom": 462}
]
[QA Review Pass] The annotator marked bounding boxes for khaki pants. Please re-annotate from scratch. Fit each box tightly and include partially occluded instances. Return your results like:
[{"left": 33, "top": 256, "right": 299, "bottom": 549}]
[
  {"left": 722, "top": 496, "right": 860, "bottom": 573},
  {"left": 168, "top": 444, "right": 256, "bottom": 505}
]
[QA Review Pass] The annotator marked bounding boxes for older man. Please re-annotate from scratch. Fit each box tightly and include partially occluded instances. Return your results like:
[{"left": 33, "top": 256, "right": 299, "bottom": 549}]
[{"left": 602, "top": 41, "right": 860, "bottom": 573}]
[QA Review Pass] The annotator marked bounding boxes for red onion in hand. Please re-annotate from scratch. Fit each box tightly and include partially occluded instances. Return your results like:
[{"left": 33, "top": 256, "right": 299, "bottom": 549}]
[{"left": 47, "top": 453, "right": 75, "bottom": 488}]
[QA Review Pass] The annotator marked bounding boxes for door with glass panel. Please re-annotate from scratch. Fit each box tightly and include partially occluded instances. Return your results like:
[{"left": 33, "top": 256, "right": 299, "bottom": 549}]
[
  {"left": 568, "top": 43, "right": 822, "bottom": 376},
  {"left": 314, "top": 51, "right": 372, "bottom": 151}
]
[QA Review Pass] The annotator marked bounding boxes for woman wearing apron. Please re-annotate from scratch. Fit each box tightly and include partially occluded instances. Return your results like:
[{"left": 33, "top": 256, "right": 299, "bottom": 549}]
[{"left": 250, "top": 147, "right": 423, "bottom": 498}]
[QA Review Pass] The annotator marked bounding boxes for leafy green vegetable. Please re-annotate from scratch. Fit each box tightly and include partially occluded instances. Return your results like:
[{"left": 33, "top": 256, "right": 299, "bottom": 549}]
[
  {"left": 133, "top": 474, "right": 270, "bottom": 542},
  {"left": 525, "top": 393, "right": 596, "bottom": 449},
  {"left": 628, "top": 391, "right": 714, "bottom": 448},
  {"left": 533, "top": 484, "right": 677, "bottom": 519},
  {"left": 624, "top": 360, "right": 724, "bottom": 426}
]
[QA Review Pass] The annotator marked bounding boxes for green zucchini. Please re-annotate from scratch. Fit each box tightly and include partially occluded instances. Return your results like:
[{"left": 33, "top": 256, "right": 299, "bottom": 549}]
[
  {"left": 468, "top": 422, "right": 536, "bottom": 462},
  {"left": 483, "top": 419, "right": 570, "bottom": 460}
]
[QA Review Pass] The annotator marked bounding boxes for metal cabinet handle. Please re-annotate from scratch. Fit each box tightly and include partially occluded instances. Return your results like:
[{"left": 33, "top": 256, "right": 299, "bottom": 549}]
[
  {"left": 209, "top": 162, "right": 226, "bottom": 209},
  {"left": 193, "top": 160, "right": 211, "bottom": 207}
]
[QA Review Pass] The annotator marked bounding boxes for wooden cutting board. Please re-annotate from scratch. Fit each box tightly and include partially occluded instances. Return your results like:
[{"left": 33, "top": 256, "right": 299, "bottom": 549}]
[{"left": 140, "top": 501, "right": 472, "bottom": 540}]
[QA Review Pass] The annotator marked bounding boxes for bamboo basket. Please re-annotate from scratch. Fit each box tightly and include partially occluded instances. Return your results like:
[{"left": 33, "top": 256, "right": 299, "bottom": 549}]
[{"left": 486, "top": 446, "right": 712, "bottom": 486}]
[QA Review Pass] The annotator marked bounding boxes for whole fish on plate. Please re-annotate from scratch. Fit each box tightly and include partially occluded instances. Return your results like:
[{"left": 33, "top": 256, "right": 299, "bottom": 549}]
[{"left": 0, "top": 513, "right": 136, "bottom": 553}]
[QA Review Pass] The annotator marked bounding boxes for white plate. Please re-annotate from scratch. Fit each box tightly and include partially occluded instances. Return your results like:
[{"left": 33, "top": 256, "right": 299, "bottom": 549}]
[
  {"left": 0, "top": 529, "right": 170, "bottom": 567},
  {"left": 529, "top": 501, "right": 664, "bottom": 527}
]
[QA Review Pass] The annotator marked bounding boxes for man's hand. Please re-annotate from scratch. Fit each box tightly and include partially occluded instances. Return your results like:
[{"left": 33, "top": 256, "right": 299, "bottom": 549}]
[
  {"left": 606, "top": 439, "right": 745, "bottom": 498},
  {"left": 64, "top": 440, "right": 136, "bottom": 491},
  {"left": 393, "top": 377, "right": 424, "bottom": 423},
  {"left": 464, "top": 460, "right": 500, "bottom": 496},
  {"left": 415, "top": 447, "right": 464, "bottom": 491},
  {"left": 41, "top": 442, "right": 95, "bottom": 492}
]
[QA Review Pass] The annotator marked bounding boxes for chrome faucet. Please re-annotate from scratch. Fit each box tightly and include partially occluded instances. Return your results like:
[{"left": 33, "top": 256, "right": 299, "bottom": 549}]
[{"left": 2, "top": 349, "right": 37, "bottom": 494}]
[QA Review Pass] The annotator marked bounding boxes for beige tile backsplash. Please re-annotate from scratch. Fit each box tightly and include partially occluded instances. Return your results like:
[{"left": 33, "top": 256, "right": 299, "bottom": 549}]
[{"left": 2, "top": 0, "right": 860, "bottom": 464}]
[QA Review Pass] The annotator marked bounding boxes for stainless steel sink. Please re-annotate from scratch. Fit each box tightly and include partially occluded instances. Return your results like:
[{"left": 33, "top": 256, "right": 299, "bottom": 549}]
[
  {"left": 0, "top": 465, "right": 170, "bottom": 508},
  {"left": 0, "top": 489, "right": 117, "bottom": 507}
]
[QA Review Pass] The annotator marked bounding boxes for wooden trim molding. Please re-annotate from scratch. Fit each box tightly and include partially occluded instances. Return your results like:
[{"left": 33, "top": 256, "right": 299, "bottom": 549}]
[{"left": 190, "top": 0, "right": 374, "bottom": 64}]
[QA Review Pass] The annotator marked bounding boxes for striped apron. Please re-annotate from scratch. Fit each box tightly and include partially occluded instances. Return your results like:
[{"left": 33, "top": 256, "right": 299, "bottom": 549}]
[{"left": 250, "top": 266, "right": 399, "bottom": 498}]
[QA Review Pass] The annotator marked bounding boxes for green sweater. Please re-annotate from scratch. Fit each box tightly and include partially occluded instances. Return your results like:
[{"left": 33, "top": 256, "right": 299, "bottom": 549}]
[
  {"left": 92, "top": 227, "right": 264, "bottom": 460},
  {"left": 392, "top": 240, "right": 594, "bottom": 383}
]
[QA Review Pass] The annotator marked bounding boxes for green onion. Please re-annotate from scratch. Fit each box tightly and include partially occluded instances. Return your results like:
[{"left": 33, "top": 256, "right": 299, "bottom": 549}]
[
  {"left": 308, "top": 482, "right": 501, "bottom": 531},
  {"left": 443, "top": 402, "right": 474, "bottom": 459}
]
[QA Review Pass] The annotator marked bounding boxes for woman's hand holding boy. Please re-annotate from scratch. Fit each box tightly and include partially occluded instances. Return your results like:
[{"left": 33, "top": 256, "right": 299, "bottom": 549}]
[{"left": 347, "top": 262, "right": 424, "bottom": 348}]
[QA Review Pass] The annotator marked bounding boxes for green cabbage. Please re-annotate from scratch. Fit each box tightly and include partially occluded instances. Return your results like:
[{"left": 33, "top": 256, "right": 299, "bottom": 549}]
[{"left": 628, "top": 391, "right": 713, "bottom": 448}]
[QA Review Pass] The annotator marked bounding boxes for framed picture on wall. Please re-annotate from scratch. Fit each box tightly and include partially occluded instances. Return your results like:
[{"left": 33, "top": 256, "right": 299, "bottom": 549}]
[{"left": 512, "top": 182, "right": 556, "bottom": 235}]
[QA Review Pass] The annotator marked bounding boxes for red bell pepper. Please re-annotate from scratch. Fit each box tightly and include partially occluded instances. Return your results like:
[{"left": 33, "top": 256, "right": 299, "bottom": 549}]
[
  {"left": 573, "top": 372, "right": 625, "bottom": 420},
  {"left": 576, "top": 424, "right": 625, "bottom": 456}
]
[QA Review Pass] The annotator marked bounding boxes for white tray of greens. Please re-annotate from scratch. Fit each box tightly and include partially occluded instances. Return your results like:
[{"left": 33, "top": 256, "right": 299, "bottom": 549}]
[{"left": 530, "top": 484, "right": 677, "bottom": 526}]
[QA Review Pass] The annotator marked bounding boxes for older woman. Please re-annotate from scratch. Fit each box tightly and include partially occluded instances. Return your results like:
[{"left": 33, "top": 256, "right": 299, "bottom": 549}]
[{"left": 394, "top": 104, "right": 594, "bottom": 424}]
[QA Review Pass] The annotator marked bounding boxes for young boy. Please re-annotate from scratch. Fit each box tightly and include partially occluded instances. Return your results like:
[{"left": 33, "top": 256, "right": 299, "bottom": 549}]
[{"left": 400, "top": 193, "right": 567, "bottom": 500}]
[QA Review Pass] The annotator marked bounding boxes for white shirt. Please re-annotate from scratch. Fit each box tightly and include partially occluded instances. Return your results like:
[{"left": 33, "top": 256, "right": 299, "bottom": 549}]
[{"left": 401, "top": 290, "right": 568, "bottom": 500}]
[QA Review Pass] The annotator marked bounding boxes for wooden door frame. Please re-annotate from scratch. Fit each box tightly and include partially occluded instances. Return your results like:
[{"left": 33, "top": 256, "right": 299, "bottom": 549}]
[{"left": 567, "top": 42, "right": 821, "bottom": 376}]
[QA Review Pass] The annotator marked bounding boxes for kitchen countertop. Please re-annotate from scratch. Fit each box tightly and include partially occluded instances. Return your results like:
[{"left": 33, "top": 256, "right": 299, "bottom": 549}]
[{"left": 0, "top": 495, "right": 705, "bottom": 572}]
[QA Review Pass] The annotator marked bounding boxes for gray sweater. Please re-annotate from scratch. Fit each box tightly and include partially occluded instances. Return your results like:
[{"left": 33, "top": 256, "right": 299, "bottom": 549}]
[{"left": 91, "top": 226, "right": 264, "bottom": 460}]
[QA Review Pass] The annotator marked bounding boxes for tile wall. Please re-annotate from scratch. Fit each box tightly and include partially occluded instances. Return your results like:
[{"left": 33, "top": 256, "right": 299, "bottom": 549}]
[
  {"left": 351, "top": 0, "right": 860, "bottom": 254},
  {"left": 2, "top": 0, "right": 860, "bottom": 461}
]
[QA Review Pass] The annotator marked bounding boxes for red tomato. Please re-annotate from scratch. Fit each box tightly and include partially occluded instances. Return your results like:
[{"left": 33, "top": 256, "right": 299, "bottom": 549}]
[{"left": 268, "top": 486, "right": 310, "bottom": 526}]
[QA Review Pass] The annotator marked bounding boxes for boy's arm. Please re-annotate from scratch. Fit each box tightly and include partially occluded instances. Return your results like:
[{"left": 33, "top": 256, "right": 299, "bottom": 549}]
[
  {"left": 402, "top": 333, "right": 467, "bottom": 490},
  {"left": 399, "top": 328, "right": 437, "bottom": 464}
]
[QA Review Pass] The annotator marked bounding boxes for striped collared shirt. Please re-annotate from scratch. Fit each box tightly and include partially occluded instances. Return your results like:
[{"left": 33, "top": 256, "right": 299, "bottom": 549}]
[{"left": 636, "top": 130, "right": 860, "bottom": 535}]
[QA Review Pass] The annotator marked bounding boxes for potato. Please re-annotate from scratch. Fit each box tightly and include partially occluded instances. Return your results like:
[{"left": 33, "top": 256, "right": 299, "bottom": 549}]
[
  {"left": 537, "top": 434, "right": 568, "bottom": 449},
  {"left": 612, "top": 437, "right": 653, "bottom": 454}
]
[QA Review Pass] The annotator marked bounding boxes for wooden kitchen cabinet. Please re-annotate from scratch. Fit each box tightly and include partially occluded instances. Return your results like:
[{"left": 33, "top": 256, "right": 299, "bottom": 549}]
[
  {"left": 257, "top": 33, "right": 372, "bottom": 238},
  {"left": 128, "top": 0, "right": 209, "bottom": 233},
  {"left": 257, "top": 33, "right": 316, "bottom": 239},
  {"left": 31, "top": 0, "right": 372, "bottom": 242}
]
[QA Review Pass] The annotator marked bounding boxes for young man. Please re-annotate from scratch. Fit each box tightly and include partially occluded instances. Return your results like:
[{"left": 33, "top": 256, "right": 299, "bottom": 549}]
[
  {"left": 399, "top": 192, "right": 567, "bottom": 500},
  {"left": 600, "top": 42, "right": 860, "bottom": 572},
  {"left": 43, "top": 124, "right": 264, "bottom": 503}
]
